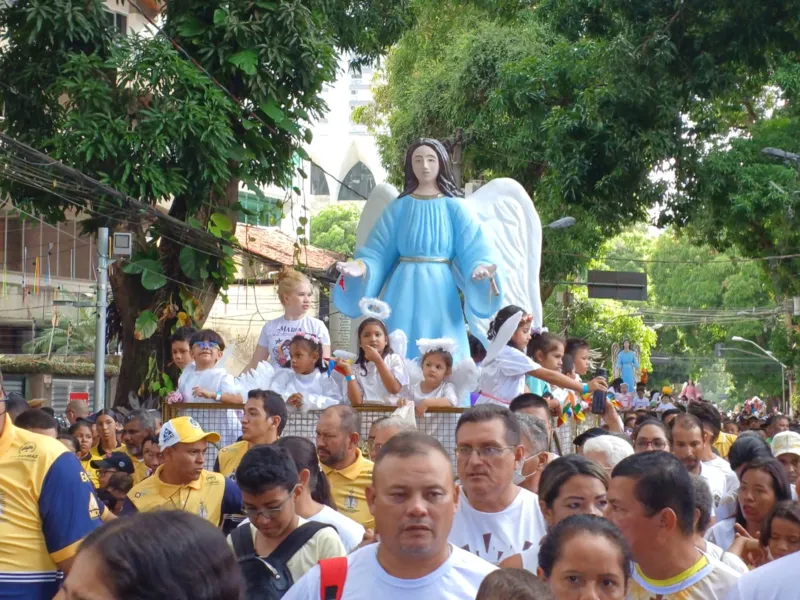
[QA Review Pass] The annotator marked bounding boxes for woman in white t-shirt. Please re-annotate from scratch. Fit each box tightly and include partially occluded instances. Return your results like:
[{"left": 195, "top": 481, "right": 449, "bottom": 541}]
[
  {"left": 277, "top": 436, "right": 365, "bottom": 553},
  {"left": 499, "top": 455, "right": 610, "bottom": 573},
  {"left": 242, "top": 268, "right": 331, "bottom": 372}
]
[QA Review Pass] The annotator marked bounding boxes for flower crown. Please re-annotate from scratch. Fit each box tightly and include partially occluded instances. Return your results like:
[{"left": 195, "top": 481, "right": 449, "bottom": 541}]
[
  {"left": 295, "top": 332, "right": 323, "bottom": 345},
  {"left": 359, "top": 297, "right": 392, "bottom": 321}
]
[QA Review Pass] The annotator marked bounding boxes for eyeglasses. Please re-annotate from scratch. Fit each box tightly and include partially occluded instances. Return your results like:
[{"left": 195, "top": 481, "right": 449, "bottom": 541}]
[
  {"left": 243, "top": 487, "right": 296, "bottom": 521},
  {"left": 193, "top": 341, "right": 219, "bottom": 350},
  {"left": 455, "top": 446, "right": 515, "bottom": 460},
  {"left": 634, "top": 439, "right": 667, "bottom": 451}
]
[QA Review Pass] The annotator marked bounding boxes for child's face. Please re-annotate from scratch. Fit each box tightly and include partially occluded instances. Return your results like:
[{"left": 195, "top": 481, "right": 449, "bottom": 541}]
[
  {"left": 290, "top": 342, "right": 319, "bottom": 374},
  {"left": 511, "top": 320, "right": 532, "bottom": 350},
  {"left": 422, "top": 353, "right": 450, "bottom": 385},
  {"left": 172, "top": 341, "right": 192, "bottom": 370},
  {"left": 360, "top": 323, "right": 387, "bottom": 356},
  {"left": 573, "top": 347, "right": 590, "bottom": 375},
  {"left": 191, "top": 340, "right": 222, "bottom": 369},
  {"left": 282, "top": 283, "right": 312, "bottom": 315},
  {"left": 143, "top": 440, "right": 164, "bottom": 471},
  {"left": 536, "top": 344, "right": 564, "bottom": 371}
]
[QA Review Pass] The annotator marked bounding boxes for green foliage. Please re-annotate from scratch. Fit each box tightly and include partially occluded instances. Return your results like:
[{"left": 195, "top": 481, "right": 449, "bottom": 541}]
[
  {"left": 310, "top": 204, "right": 361, "bottom": 257},
  {"left": 23, "top": 313, "right": 96, "bottom": 355},
  {"left": 361, "top": 0, "right": 800, "bottom": 289},
  {"left": 0, "top": 0, "right": 413, "bottom": 404}
]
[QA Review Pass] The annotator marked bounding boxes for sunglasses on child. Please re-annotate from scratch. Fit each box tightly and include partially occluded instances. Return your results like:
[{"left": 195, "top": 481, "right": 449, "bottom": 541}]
[{"left": 193, "top": 341, "right": 220, "bottom": 350}]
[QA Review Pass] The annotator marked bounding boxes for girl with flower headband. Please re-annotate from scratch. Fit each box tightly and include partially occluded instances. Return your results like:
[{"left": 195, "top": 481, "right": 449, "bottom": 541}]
[
  {"left": 477, "top": 305, "right": 607, "bottom": 406},
  {"left": 267, "top": 333, "right": 349, "bottom": 412},
  {"left": 346, "top": 298, "right": 409, "bottom": 406}
]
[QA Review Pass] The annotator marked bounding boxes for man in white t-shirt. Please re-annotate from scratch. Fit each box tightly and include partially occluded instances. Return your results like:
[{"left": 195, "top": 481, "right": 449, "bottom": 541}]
[
  {"left": 672, "top": 414, "right": 728, "bottom": 508},
  {"left": 607, "top": 452, "right": 740, "bottom": 599},
  {"left": 283, "top": 432, "right": 496, "bottom": 600},
  {"left": 448, "top": 405, "right": 548, "bottom": 565}
]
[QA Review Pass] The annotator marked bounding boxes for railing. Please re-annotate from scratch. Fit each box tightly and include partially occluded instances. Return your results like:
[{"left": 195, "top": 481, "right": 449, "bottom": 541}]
[{"left": 163, "top": 403, "right": 597, "bottom": 471}]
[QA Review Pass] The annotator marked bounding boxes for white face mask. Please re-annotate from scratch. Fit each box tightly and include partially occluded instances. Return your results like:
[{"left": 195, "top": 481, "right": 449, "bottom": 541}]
[{"left": 513, "top": 454, "right": 541, "bottom": 485}]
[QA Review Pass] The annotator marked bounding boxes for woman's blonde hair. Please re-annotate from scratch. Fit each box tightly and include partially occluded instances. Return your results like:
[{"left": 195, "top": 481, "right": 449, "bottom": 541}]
[{"left": 276, "top": 267, "right": 311, "bottom": 305}]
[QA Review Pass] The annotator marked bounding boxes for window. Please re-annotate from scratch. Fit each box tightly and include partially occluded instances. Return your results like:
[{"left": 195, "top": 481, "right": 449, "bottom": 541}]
[
  {"left": 338, "top": 162, "right": 375, "bottom": 201},
  {"left": 105, "top": 11, "right": 128, "bottom": 35},
  {"left": 310, "top": 164, "right": 330, "bottom": 196},
  {"left": 237, "top": 191, "right": 282, "bottom": 227}
]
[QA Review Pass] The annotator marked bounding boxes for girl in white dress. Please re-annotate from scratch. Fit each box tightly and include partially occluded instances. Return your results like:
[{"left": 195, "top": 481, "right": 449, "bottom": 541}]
[
  {"left": 348, "top": 299, "right": 409, "bottom": 405},
  {"left": 270, "top": 334, "right": 353, "bottom": 412},
  {"left": 477, "top": 305, "right": 606, "bottom": 405}
]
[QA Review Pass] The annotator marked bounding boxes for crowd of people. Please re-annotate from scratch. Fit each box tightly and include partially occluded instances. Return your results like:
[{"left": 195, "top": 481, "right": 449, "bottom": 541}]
[{"left": 3, "top": 271, "right": 800, "bottom": 599}]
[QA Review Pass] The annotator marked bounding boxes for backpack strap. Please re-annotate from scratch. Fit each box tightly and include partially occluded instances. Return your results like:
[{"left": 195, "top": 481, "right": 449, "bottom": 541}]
[
  {"left": 269, "top": 521, "right": 333, "bottom": 566},
  {"left": 231, "top": 523, "right": 257, "bottom": 560},
  {"left": 319, "top": 557, "right": 348, "bottom": 600}
]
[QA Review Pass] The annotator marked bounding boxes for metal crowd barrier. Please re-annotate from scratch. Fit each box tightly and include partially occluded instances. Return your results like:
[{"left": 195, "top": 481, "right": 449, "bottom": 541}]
[{"left": 163, "top": 403, "right": 597, "bottom": 471}]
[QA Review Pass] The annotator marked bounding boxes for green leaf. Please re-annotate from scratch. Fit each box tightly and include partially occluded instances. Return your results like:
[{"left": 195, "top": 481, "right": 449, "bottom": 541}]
[
  {"left": 213, "top": 9, "right": 226, "bottom": 26},
  {"left": 299, "top": 216, "right": 308, "bottom": 225},
  {"left": 228, "top": 50, "right": 258, "bottom": 75},
  {"left": 134, "top": 310, "right": 159, "bottom": 340},
  {"left": 210, "top": 213, "right": 233, "bottom": 232},
  {"left": 297, "top": 167, "right": 307, "bottom": 179},
  {"left": 226, "top": 145, "right": 247, "bottom": 162},
  {"left": 304, "top": 129, "right": 313, "bottom": 144},
  {"left": 295, "top": 147, "right": 310, "bottom": 161},
  {"left": 292, "top": 186, "right": 301, "bottom": 195},
  {"left": 241, "top": 119, "right": 257, "bottom": 131},
  {"left": 209, "top": 225, "right": 222, "bottom": 238},
  {"left": 188, "top": 216, "right": 203, "bottom": 229},
  {"left": 261, "top": 100, "right": 286, "bottom": 123},
  {"left": 256, "top": 1, "right": 278, "bottom": 8},
  {"left": 141, "top": 268, "right": 168, "bottom": 290},
  {"left": 277, "top": 119, "right": 301, "bottom": 137},
  {"left": 296, "top": 226, "right": 305, "bottom": 235},
  {"left": 177, "top": 17, "right": 208, "bottom": 37},
  {"left": 179, "top": 247, "right": 200, "bottom": 278}
]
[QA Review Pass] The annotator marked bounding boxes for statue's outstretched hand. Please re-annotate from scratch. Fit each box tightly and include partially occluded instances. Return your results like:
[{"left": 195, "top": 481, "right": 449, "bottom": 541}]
[
  {"left": 336, "top": 260, "right": 365, "bottom": 278},
  {"left": 471, "top": 264, "right": 497, "bottom": 281}
]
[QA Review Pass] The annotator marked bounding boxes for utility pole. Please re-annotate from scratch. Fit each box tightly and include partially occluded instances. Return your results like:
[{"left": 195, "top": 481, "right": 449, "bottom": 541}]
[{"left": 94, "top": 228, "right": 109, "bottom": 411}]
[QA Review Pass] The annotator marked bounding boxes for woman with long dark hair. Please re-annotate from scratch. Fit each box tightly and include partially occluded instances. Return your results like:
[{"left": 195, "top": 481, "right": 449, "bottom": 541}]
[
  {"left": 706, "top": 458, "right": 792, "bottom": 557},
  {"left": 91, "top": 409, "right": 122, "bottom": 457},
  {"left": 55, "top": 511, "right": 241, "bottom": 600},
  {"left": 276, "top": 436, "right": 365, "bottom": 552},
  {"left": 333, "top": 138, "right": 502, "bottom": 361}
]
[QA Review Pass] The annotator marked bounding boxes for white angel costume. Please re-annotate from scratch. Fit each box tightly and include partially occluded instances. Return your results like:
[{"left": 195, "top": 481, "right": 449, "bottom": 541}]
[
  {"left": 476, "top": 312, "right": 542, "bottom": 406},
  {"left": 407, "top": 338, "right": 479, "bottom": 435},
  {"left": 334, "top": 179, "right": 544, "bottom": 359},
  {"left": 349, "top": 326, "right": 410, "bottom": 405},
  {"left": 269, "top": 368, "right": 346, "bottom": 412},
  {"left": 178, "top": 364, "right": 243, "bottom": 448}
]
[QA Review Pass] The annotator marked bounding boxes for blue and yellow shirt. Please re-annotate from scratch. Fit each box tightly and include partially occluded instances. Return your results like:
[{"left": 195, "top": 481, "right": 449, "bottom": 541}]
[
  {"left": 0, "top": 414, "right": 103, "bottom": 600},
  {"left": 215, "top": 440, "right": 251, "bottom": 479},
  {"left": 120, "top": 466, "right": 242, "bottom": 529}
]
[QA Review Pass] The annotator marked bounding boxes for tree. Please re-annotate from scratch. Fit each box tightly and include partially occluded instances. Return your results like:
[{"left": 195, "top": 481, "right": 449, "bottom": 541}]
[
  {"left": 358, "top": 0, "right": 800, "bottom": 297},
  {"left": 23, "top": 312, "right": 97, "bottom": 356},
  {"left": 310, "top": 204, "right": 360, "bottom": 258},
  {"left": 0, "top": 0, "right": 413, "bottom": 404}
]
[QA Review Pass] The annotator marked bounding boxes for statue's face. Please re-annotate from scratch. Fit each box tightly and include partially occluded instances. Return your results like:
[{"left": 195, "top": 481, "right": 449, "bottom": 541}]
[
  {"left": 411, "top": 145, "right": 440, "bottom": 187},
  {"left": 623, "top": 340, "right": 630, "bottom": 350}
]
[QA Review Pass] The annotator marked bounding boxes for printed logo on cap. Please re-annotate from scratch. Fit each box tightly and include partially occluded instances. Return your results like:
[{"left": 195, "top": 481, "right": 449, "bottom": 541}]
[
  {"left": 161, "top": 427, "right": 177, "bottom": 444},
  {"left": 188, "top": 417, "right": 201, "bottom": 429}
]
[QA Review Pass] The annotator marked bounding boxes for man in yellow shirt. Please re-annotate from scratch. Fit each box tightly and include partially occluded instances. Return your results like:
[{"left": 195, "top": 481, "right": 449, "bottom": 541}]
[
  {"left": 120, "top": 416, "right": 243, "bottom": 533},
  {"left": 318, "top": 405, "right": 374, "bottom": 529},
  {"left": 121, "top": 409, "right": 157, "bottom": 484},
  {"left": 215, "top": 389, "right": 288, "bottom": 479},
  {"left": 0, "top": 395, "right": 103, "bottom": 599}
]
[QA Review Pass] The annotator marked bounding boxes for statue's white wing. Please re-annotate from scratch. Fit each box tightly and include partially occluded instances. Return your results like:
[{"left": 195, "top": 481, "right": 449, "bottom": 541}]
[
  {"left": 449, "top": 358, "right": 479, "bottom": 400},
  {"left": 356, "top": 182, "right": 400, "bottom": 249},
  {"left": 461, "top": 179, "right": 543, "bottom": 340}
]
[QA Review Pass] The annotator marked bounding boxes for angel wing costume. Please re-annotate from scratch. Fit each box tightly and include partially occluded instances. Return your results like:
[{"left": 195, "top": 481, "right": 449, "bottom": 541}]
[
  {"left": 334, "top": 178, "right": 543, "bottom": 360},
  {"left": 235, "top": 360, "right": 346, "bottom": 413},
  {"left": 405, "top": 338, "right": 479, "bottom": 408}
]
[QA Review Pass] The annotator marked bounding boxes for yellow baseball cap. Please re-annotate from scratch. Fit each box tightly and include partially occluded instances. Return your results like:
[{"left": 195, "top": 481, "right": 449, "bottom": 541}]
[
  {"left": 662, "top": 386, "right": 673, "bottom": 395},
  {"left": 771, "top": 431, "right": 800, "bottom": 458},
  {"left": 159, "top": 416, "right": 220, "bottom": 451}
]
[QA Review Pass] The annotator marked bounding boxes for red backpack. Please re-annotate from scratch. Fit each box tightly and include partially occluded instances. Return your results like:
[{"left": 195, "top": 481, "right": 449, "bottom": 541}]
[{"left": 319, "top": 557, "right": 348, "bottom": 600}]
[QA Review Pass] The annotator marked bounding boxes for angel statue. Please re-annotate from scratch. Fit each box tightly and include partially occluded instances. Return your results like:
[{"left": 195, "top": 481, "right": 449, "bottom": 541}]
[
  {"left": 612, "top": 339, "right": 640, "bottom": 392},
  {"left": 333, "top": 138, "right": 544, "bottom": 360}
]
